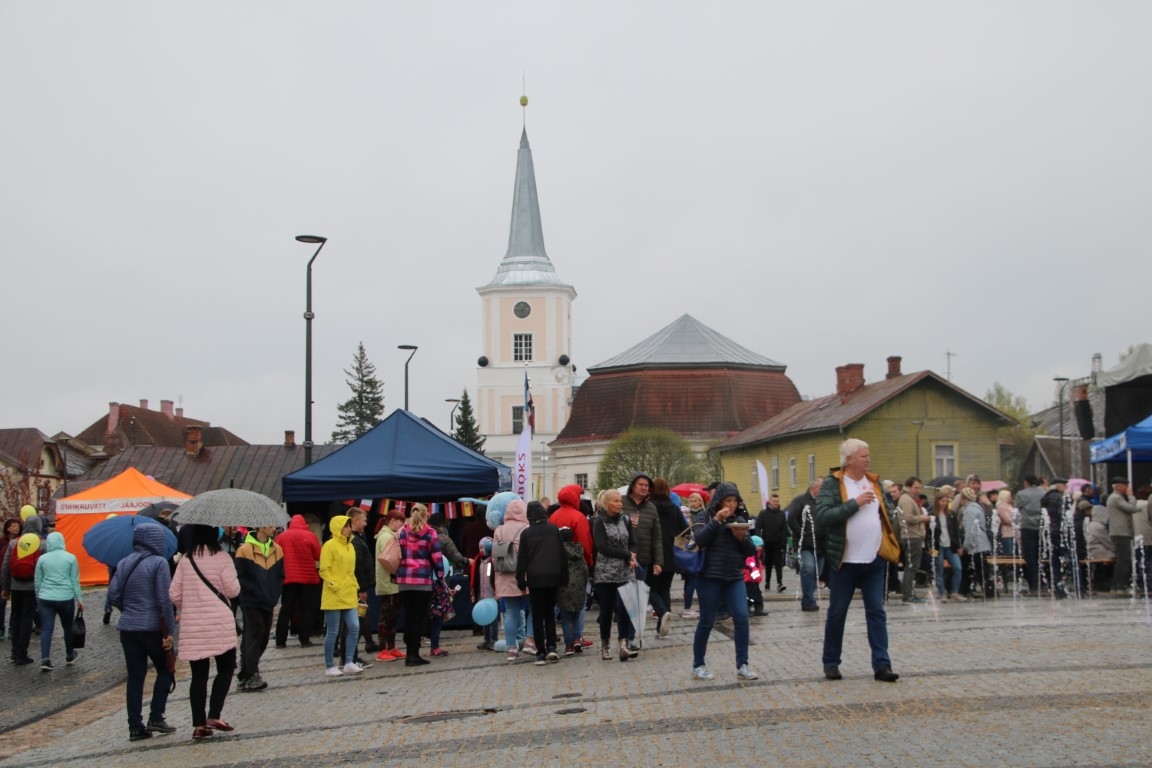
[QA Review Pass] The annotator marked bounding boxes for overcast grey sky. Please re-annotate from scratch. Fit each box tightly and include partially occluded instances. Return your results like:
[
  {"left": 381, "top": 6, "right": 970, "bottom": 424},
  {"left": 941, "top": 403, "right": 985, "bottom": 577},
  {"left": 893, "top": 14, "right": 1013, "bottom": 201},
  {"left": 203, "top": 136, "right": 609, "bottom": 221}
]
[{"left": 2, "top": 2, "right": 1149, "bottom": 445}]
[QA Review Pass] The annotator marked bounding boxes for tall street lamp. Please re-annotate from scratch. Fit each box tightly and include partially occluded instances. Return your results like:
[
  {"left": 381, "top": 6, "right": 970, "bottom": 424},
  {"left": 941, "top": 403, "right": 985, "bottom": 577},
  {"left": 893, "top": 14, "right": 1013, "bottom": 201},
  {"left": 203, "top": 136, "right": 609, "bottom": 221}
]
[
  {"left": 297, "top": 234, "right": 327, "bottom": 467},
  {"left": 1054, "top": 376, "right": 1070, "bottom": 477},
  {"left": 398, "top": 345, "right": 418, "bottom": 410},
  {"left": 445, "top": 398, "right": 461, "bottom": 432}
]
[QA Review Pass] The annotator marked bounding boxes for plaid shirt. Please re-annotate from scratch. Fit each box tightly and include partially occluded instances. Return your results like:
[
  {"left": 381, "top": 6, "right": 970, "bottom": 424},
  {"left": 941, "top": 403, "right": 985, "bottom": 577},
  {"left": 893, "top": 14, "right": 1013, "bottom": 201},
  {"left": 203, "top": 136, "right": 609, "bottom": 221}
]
[{"left": 395, "top": 524, "right": 444, "bottom": 587}]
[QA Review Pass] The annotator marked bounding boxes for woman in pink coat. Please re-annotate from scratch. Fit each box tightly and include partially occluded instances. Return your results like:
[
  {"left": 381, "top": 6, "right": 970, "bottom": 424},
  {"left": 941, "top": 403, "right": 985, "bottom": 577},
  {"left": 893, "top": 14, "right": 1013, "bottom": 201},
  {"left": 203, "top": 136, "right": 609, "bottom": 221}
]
[
  {"left": 170, "top": 525, "right": 241, "bottom": 741},
  {"left": 493, "top": 498, "right": 530, "bottom": 661}
]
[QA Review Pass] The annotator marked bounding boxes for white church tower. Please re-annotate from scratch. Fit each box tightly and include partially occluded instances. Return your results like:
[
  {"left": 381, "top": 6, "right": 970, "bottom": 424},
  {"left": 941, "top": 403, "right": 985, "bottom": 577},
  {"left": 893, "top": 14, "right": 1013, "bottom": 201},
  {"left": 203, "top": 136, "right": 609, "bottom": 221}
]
[{"left": 476, "top": 99, "right": 576, "bottom": 496}]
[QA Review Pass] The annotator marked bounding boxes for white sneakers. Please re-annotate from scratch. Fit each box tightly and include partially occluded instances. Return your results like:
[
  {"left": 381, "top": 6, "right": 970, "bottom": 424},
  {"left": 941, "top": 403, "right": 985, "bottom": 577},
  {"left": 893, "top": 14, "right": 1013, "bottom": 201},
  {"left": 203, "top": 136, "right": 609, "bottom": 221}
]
[
  {"left": 692, "top": 665, "right": 715, "bottom": 680},
  {"left": 343, "top": 662, "right": 365, "bottom": 674},
  {"left": 657, "top": 612, "right": 672, "bottom": 638},
  {"left": 325, "top": 666, "right": 343, "bottom": 677},
  {"left": 736, "top": 664, "right": 759, "bottom": 680}
]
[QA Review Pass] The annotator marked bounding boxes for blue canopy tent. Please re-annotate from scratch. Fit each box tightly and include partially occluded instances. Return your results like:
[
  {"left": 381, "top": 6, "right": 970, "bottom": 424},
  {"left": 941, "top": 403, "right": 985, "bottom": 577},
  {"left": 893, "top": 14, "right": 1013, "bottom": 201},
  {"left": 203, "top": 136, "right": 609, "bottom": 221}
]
[
  {"left": 282, "top": 409, "right": 511, "bottom": 502},
  {"left": 1089, "top": 413, "right": 1152, "bottom": 482}
]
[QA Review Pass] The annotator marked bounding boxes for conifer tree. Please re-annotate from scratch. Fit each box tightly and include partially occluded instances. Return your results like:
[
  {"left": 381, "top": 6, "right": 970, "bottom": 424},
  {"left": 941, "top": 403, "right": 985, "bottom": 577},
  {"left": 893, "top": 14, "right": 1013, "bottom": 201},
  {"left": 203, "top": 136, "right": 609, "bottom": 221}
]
[
  {"left": 451, "top": 389, "right": 486, "bottom": 454},
  {"left": 331, "top": 342, "right": 385, "bottom": 443}
]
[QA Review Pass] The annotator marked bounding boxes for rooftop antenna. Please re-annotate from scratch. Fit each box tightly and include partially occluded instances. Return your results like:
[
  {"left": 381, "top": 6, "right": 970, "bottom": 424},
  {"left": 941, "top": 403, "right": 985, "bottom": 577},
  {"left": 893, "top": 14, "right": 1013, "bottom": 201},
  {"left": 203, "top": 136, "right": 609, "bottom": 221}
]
[{"left": 945, "top": 349, "right": 957, "bottom": 381}]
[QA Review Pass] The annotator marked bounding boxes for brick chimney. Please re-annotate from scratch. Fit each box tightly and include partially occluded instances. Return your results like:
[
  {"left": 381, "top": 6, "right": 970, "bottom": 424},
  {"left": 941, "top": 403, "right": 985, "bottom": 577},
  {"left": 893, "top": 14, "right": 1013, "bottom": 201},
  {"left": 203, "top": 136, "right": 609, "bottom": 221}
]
[
  {"left": 886, "top": 356, "right": 903, "bottom": 379},
  {"left": 107, "top": 402, "right": 120, "bottom": 433},
  {"left": 185, "top": 425, "right": 203, "bottom": 457},
  {"left": 175, "top": 407, "right": 184, "bottom": 418},
  {"left": 284, "top": 430, "right": 296, "bottom": 448},
  {"left": 160, "top": 400, "right": 175, "bottom": 418},
  {"left": 836, "top": 364, "right": 866, "bottom": 397},
  {"left": 139, "top": 399, "right": 149, "bottom": 410}
]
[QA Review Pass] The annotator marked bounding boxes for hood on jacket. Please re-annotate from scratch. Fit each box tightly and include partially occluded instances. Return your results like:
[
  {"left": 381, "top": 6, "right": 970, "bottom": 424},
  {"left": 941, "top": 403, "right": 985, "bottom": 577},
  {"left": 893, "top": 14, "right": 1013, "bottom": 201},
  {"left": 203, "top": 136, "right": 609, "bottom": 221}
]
[
  {"left": 557, "top": 484, "right": 583, "bottom": 510},
  {"left": 45, "top": 531, "right": 65, "bottom": 552},
  {"left": 707, "top": 482, "right": 741, "bottom": 513},
  {"left": 133, "top": 523, "right": 168, "bottom": 556},
  {"left": 503, "top": 499, "right": 528, "bottom": 524},
  {"left": 526, "top": 501, "right": 548, "bottom": 525},
  {"left": 2, "top": 516, "right": 21, "bottom": 540},
  {"left": 22, "top": 516, "right": 44, "bottom": 536},
  {"left": 329, "top": 514, "right": 351, "bottom": 544},
  {"left": 626, "top": 472, "right": 653, "bottom": 501},
  {"left": 485, "top": 491, "right": 521, "bottom": 530},
  {"left": 288, "top": 514, "right": 309, "bottom": 531}
]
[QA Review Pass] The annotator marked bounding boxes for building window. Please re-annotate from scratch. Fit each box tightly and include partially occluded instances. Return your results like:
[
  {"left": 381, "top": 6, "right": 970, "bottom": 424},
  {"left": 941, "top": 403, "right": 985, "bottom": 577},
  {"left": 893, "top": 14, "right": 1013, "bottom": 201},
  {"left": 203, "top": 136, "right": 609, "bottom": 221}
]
[
  {"left": 934, "top": 444, "right": 956, "bottom": 478},
  {"left": 789, "top": 457, "right": 798, "bottom": 488},
  {"left": 770, "top": 456, "right": 779, "bottom": 490},
  {"left": 808, "top": 454, "right": 817, "bottom": 483},
  {"left": 37, "top": 487, "right": 48, "bottom": 507},
  {"left": 513, "top": 333, "right": 533, "bottom": 362},
  {"left": 574, "top": 473, "right": 588, "bottom": 490},
  {"left": 512, "top": 405, "right": 524, "bottom": 434}
]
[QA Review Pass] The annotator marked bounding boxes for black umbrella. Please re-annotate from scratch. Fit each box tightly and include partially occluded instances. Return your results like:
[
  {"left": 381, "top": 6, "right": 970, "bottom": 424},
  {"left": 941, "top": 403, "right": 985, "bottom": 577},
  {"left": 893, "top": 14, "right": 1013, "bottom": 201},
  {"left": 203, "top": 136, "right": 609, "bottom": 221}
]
[
  {"left": 138, "top": 502, "right": 181, "bottom": 521},
  {"left": 927, "top": 475, "right": 961, "bottom": 487}
]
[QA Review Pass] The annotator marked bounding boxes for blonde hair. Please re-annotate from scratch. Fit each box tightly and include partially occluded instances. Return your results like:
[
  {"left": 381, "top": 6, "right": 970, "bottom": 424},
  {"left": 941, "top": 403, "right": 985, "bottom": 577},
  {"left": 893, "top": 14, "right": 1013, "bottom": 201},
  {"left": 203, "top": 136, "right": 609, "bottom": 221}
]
[
  {"left": 408, "top": 503, "right": 429, "bottom": 534},
  {"left": 997, "top": 489, "right": 1013, "bottom": 506},
  {"left": 596, "top": 488, "right": 621, "bottom": 510},
  {"left": 687, "top": 492, "right": 704, "bottom": 508}
]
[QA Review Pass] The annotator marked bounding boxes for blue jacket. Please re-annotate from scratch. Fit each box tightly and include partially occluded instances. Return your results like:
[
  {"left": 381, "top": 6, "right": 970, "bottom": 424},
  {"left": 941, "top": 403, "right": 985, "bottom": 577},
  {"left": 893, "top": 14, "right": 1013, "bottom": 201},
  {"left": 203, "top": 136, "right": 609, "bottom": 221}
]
[
  {"left": 108, "top": 525, "right": 176, "bottom": 633},
  {"left": 695, "top": 482, "right": 756, "bottom": 581},
  {"left": 34, "top": 532, "right": 82, "bottom": 603}
]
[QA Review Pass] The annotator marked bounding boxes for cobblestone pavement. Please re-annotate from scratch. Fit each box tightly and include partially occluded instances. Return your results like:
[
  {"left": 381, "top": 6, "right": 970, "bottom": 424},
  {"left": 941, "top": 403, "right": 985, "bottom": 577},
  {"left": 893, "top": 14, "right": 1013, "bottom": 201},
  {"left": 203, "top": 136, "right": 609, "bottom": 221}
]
[{"left": 2, "top": 590, "right": 1150, "bottom": 767}]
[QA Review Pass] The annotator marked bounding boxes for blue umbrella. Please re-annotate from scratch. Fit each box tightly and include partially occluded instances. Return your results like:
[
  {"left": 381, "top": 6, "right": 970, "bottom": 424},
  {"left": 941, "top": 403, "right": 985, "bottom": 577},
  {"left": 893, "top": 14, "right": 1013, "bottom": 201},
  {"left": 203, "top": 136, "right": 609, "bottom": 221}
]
[{"left": 82, "top": 515, "right": 178, "bottom": 567}]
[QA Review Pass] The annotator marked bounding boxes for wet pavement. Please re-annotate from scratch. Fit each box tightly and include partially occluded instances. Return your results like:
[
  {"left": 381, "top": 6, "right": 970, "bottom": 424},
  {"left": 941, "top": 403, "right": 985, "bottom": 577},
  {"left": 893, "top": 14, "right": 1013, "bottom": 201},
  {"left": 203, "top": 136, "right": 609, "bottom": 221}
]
[{"left": 1, "top": 587, "right": 1150, "bottom": 767}]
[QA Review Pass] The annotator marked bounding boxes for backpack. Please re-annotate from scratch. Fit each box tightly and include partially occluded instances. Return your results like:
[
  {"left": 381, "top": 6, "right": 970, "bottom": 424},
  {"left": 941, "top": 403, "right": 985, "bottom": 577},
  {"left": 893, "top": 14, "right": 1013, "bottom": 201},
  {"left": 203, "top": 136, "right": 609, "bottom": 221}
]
[
  {"left": 11, "top": 546, "right": 40, "bottom": 580},
  {"left": 491, "top": 534, "right": 519, "bottom": 573},
  {"left": 378, "top": 534, "right": 401, "bottom": 575}
]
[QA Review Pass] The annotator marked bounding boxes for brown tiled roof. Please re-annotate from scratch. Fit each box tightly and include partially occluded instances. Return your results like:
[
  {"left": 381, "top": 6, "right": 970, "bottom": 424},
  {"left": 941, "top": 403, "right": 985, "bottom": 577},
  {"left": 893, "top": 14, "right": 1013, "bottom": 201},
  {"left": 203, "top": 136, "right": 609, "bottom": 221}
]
[
  {"left": 75, "top": 403, "right": 248, "bottom": 455},
  {"left": 65, "top": 444, "right": 338, "bottom": 503},
  {"left": 0, "top": 428, "right": 50, "bottom": 471},
  {"left": 715, "top": 370, "right": 1013, "bottom": 450},
  {"left": 553, "top": 368, "right": 802, "bottom": 445}
]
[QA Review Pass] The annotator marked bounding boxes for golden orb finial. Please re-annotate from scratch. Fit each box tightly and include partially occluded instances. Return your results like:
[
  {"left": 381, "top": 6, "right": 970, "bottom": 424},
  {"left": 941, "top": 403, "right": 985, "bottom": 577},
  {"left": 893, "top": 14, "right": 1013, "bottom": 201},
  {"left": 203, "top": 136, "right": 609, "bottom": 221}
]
[{"left": 520, "top": 95, "right": 528, "bottom": 107}]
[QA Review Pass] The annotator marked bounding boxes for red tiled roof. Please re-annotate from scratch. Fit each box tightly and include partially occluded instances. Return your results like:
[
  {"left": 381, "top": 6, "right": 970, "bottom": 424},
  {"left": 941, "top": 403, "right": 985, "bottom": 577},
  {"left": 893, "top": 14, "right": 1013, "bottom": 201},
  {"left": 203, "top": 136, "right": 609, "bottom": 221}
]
[
  {"left": 553, "top": 368, "right": 801, "bottom": 445},
  {"left": 715, "top": 370, "right": 1013, "bottom": 450},
  {"left": 75, "top": 403, "right": 248, "bottom": 455},
  {"left": 0, "top": 428, "right": 50, "bottom": 471}
]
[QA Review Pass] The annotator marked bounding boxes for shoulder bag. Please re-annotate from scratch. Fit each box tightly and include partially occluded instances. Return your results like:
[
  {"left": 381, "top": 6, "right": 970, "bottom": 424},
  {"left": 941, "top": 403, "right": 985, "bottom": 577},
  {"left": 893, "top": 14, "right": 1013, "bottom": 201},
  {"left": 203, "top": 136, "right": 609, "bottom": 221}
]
[
  {"left": 187, "top": 555, "right": 241, "bottom": 635},
  {"left": 672, "top": 523, "right": 705, "bottom": 575}
]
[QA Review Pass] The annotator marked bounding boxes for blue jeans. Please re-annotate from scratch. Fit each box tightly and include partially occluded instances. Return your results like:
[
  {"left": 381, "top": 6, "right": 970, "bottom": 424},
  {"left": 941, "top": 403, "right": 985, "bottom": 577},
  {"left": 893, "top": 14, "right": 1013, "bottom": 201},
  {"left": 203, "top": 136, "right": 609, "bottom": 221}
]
[
  {"left": 822, "top": 557, "right": 890, "bottom": 673},
  {"left": 324, "top": 609, "right": 359, "bottom": 668},
  {"left": 120, "top": 630, "right": 172, "bottom": 730},
  {"left": 800, "top": 550, "right": 824, "bottom": 609},
  {"left": 37, "top": 598, "right": 75, "bottom": 662},
  {"left": 428, "top": 615, "right": 443, "bottom": 651},
  {"left": 558, "top": 608, "right": 581, "bottom": 648},
  {"left": 682, "top": 573, "right": 698, "bottom": 610},
  {"left": 502, "top": 595, "right": 528, "bottom": 650},
  {"left": 692, "top": 577, "right": 750, "bottom": 668},
  {"left": 935, "top": 546, "right": 961, "bottom": 596}
]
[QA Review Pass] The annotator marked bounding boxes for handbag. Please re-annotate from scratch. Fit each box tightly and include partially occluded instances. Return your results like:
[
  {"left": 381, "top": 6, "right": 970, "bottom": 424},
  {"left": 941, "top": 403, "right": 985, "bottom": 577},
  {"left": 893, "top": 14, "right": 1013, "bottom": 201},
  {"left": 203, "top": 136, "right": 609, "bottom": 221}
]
[
  {"left": 429, "top": 576, "right": 456, "bottom": 621},
  {"left": 158, "top": 615, "right": 178, "bottom": 692},
  {"left": 672, "top": 523, "right": 705, "bottom": 575},
  {"left": 71, "top": 607, "right": 87, "bottom": 649}
]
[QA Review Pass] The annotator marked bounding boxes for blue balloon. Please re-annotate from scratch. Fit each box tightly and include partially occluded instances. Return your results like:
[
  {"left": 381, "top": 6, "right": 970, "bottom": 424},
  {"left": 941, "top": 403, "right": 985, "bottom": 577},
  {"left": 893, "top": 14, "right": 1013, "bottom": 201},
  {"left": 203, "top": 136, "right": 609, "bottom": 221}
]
[
  {"left": 472, "top": 597, "right": 498, "bottom": 626},
  {"left": 493, "top": 639, "right": 507, "bottom": 652}
]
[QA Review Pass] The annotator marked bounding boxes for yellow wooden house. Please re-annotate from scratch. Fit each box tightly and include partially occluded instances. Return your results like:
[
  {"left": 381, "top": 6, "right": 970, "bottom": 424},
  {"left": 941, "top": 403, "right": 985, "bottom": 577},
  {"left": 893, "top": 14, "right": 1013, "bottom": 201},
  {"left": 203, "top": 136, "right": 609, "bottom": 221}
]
[{"left": 714, "top": 358, "right": 1014, "bottom": 506}]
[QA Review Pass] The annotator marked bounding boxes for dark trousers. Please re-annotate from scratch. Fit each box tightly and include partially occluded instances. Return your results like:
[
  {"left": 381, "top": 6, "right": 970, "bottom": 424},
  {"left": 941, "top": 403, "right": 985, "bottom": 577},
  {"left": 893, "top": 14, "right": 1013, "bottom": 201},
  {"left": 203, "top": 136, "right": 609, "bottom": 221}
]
[
  {"left": 8, "top": 591, "right": 36, "bottom": 660},
  {"left": 1020, "top": 528, "right": 1040, "bottom": 591},
  {"left": 120, "top": 630, "right": 173, "bottom": 730},
  {"left": 398, "top": 590, "right": 431, "bottom": 658},
  {"left": 645, "top": 569, "right": 675, "bottom": 619},
  {"left": 527, "top": 586, "right": 559, "bottom": 654},
  {"left": 376, "top": 593, "right": 400, "bottom": 650},
  {"left": 275, "top": 582, "right": 319, "bottom": 646},
  {"left": 763, "top": 543, "right": 786, "bottom": 588},
  {"left": 188, "top": 648, "right": 236, "bottom": 728},
  {"left": 37, "top": 598, "right": 75, "bottom": 661},
  {"left": 822, "top": 557, "right": 890, "bottom": 673},
  {"left": 0, "top": 593, "right": 7, "bottom": 634},
  {"left": 745, "top": 580, "right": 763, "bottom": 609},
  {"left": 239, "top": 606, "right": 271, "bottom": 680},
  {"left": 1113, "top": 536, "right": 1133, "bottom": 592},
  {"left": 592, "top": 581, "right": 632, "bottom": 642}
]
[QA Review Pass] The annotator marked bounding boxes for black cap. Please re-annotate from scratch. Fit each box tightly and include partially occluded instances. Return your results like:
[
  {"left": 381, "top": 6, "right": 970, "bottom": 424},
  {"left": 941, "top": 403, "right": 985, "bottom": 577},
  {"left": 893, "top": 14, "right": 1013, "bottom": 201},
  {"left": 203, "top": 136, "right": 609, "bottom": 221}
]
[
  {"left": 1050, "top": 477, "right": 1068, "bottom": 485},
  {"left": 1111, "top": 476, "right": 1130, "bottom": 485}
]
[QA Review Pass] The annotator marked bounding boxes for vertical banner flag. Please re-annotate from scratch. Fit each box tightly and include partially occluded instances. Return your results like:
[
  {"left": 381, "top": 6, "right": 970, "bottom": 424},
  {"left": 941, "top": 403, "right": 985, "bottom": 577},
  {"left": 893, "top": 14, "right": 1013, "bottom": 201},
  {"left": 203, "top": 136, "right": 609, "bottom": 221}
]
[
  {"left": 756, "top": 460, "right": 770, "bottom": 512},
  {"left": 514, "top": 370, "right": 533, "bottom": 500}
]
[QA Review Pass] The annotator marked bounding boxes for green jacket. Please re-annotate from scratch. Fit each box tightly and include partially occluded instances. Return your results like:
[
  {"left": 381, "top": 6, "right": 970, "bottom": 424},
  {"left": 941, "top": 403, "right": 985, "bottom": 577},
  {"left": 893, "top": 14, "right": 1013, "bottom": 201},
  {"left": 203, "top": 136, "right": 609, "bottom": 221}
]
[
  {"left": 814, "top": 470, "right": 891, "bottom": 569},
  {"left": 621, "top": 494, "right": 663, "bottom": 570}
]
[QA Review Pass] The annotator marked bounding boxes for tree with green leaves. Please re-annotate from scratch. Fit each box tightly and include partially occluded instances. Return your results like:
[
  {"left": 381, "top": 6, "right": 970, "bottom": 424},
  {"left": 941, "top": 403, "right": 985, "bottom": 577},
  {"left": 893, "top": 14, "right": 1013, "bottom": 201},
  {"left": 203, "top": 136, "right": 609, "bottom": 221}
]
[
  {"left": 450, "top": 389, "right": 486, "bottom": 454},
  {"left": 597, "top": 428, "right": 702, "bottom": 491},
  {"left": 985, "top": 381, "right": 1038, "bottom": 482},
  {"left": 331, "top": 342, "right": 385, "bottom": 443}
]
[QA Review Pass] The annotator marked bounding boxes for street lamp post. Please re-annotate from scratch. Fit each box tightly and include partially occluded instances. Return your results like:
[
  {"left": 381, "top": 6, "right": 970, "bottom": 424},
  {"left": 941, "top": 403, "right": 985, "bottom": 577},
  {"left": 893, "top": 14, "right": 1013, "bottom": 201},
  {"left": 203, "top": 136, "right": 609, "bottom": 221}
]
[
  {"left": 398, "top": 345, "right": 418, "bottom": 410},
  {"left": 445, "top": 398, "right": 461, "bottom": 433},
  {"left": 1054, "top": 377, "right": 1070, "bottom": 477},
  {"left": 297, "top": 235, "right": 327, "bottom": 467}
]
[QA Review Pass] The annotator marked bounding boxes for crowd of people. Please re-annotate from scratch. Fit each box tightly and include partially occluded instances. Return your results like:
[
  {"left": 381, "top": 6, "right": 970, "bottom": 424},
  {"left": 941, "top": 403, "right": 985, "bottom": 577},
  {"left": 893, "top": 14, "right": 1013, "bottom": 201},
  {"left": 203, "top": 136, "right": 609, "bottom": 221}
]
[{"left": 3, "top": 446, "right": 1149, "bottom": 741}]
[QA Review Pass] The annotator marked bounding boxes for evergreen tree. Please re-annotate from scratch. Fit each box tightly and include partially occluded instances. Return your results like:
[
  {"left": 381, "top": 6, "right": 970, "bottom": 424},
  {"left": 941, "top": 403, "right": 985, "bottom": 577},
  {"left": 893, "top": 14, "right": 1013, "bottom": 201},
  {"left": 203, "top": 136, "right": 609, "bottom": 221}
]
[
  {"left": 331, "top": 342, "right": 385, "bottom": 443},
  {"left": 985, "top": 381, "right": 1036, "bottom": 483},
  {"left": 451, "top": 389, "right": 486, "bottom": 454}
]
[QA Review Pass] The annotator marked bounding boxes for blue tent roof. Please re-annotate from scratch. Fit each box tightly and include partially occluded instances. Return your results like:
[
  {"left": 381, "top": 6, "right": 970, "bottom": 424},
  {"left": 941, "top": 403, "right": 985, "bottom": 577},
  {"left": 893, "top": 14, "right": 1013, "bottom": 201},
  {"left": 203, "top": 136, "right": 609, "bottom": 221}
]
[
  {"left": 282, "top": 410, "right": 511, "bottom": 502},
  {"left": 1090, "top": 414, "right": 1152, "bottom": 463}
]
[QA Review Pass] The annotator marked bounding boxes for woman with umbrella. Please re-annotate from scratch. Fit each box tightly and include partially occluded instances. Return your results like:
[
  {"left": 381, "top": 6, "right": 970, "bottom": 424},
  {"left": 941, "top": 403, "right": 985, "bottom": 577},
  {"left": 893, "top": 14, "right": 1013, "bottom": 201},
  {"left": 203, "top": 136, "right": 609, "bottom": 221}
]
[
  {"left": 170, "top": 524, "right": 241, "bottom": 740},
  {"left": 690, "top": 482, "right": 758, "bottom": 682}
]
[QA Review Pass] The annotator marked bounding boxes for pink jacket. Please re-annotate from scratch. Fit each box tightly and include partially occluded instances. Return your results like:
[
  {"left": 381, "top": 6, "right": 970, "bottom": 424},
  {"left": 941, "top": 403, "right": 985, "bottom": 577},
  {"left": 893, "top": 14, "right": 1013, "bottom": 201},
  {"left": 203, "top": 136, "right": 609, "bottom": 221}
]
[
  {"left": 493, "top": 499, "right": 529, "bottom": 599},
  {"left": 170, "top": 550, "right": 241, "bottom": 662}
]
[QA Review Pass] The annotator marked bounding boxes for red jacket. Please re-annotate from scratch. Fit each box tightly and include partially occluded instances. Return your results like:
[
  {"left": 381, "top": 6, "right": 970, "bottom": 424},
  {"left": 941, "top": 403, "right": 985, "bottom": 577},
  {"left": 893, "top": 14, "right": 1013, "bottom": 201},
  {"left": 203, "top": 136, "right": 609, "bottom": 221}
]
[
  {"left": 549, "top": 484, "right": 594, "bottom": 569},
  {"left": 275, "top": 515, "right": 321, "bottom": 585}
]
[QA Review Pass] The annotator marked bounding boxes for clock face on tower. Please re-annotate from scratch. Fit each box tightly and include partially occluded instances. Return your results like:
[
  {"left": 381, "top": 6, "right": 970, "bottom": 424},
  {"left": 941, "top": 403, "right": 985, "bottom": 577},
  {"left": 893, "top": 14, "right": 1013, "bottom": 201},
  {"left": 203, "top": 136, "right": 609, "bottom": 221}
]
[{"left": 513, "top": 301, "right": 531, "bottom": 318}]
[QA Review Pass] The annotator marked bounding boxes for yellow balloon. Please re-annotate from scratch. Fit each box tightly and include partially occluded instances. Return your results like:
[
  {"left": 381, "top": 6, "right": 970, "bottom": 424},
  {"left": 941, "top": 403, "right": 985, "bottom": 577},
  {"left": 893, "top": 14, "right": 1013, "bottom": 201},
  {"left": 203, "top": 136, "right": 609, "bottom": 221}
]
[
  {"left": 17, "top": 533, "right": 40, "bottom": 558},
  {"left": 20, "top": 505, "right": 37, "bottom": 522}
]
